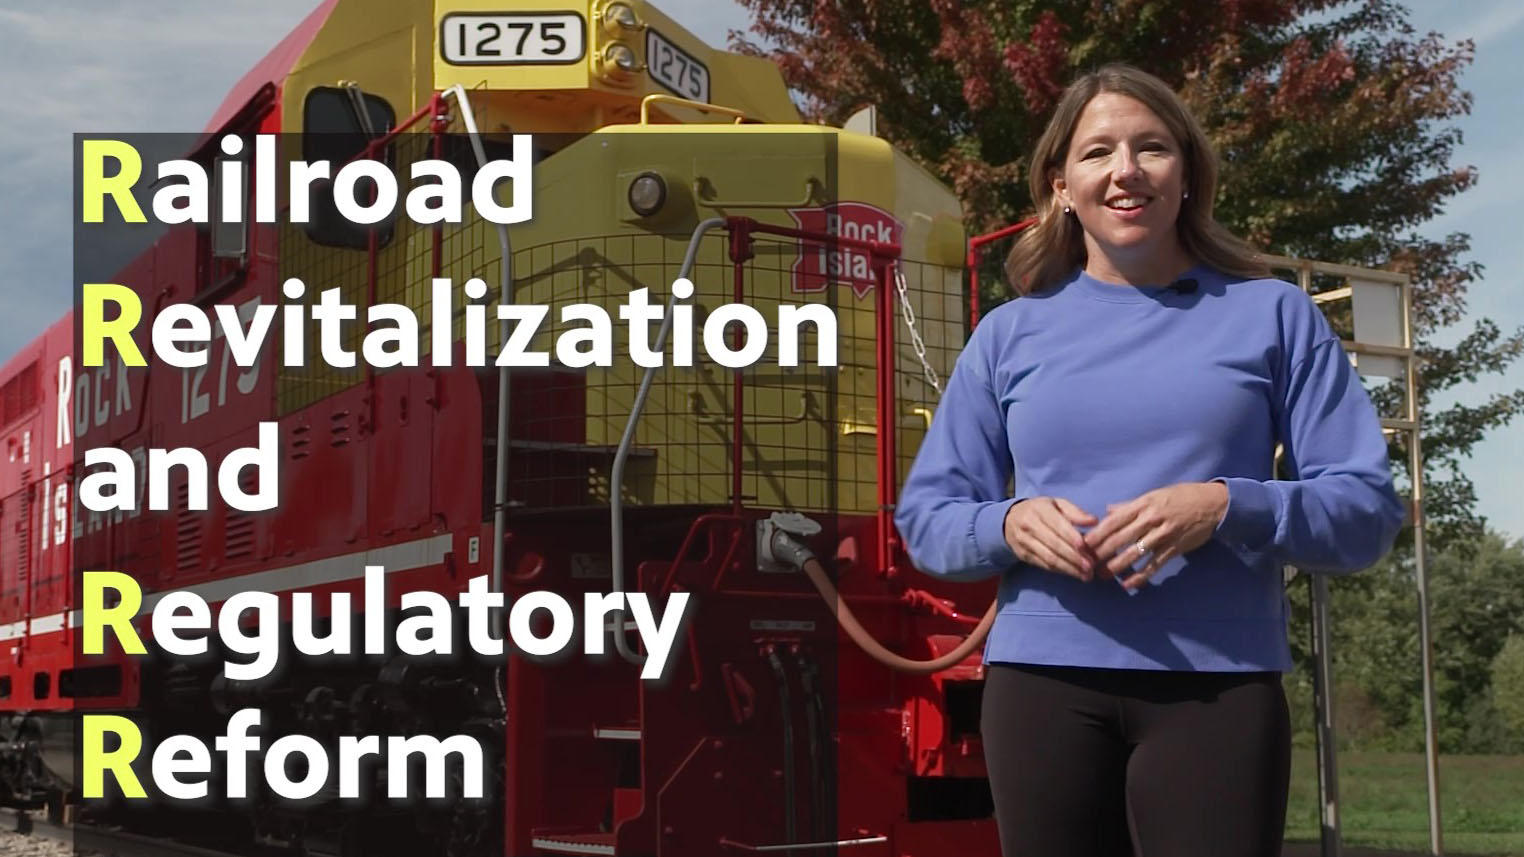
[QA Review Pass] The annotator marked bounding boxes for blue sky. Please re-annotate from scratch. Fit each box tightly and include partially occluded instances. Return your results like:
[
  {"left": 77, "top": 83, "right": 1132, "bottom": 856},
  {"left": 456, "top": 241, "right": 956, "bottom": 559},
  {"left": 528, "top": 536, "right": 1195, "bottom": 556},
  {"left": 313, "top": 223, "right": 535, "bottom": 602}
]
[{"left": 1, "top": 0, "right": 1518, "bottom": 539}]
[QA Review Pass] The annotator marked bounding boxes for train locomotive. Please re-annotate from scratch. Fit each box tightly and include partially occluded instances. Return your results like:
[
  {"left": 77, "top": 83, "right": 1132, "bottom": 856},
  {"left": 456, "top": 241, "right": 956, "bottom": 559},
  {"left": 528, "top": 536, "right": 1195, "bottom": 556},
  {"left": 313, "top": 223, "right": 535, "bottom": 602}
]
[{"left": 0, "top": 0, "right": 1000, "bottom": 854}]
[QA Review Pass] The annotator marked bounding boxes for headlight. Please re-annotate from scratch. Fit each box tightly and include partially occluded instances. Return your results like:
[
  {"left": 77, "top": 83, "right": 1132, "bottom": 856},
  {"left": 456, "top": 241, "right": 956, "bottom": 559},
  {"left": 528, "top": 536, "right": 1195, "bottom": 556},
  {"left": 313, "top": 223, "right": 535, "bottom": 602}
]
[
  {"left": 628, "top": 173, "right": 667, "bottom": 217},
  {"left": 605, "top": 42, "right": 639, "bottom": 73},
  {"left": 603, "top": 2, "right": 640, "bottom": 33}
]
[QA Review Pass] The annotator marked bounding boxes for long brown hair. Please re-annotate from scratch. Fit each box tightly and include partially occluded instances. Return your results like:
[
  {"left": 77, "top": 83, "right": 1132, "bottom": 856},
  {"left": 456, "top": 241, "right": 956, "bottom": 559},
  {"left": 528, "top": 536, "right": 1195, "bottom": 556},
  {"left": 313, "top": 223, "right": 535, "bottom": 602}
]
[{"left": 1004, "top": 63, "right": 1271, "bottom": 295}]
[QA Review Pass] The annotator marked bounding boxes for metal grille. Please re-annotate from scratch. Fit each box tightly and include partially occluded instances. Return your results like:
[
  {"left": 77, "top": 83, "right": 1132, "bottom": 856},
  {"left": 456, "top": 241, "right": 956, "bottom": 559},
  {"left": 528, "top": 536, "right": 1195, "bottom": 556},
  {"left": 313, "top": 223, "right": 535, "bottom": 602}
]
[
  {"left": 489, "top": 230, "right": 731, "bottom": 511},
  {"left": 275, "top": 132, "right": 442, "bottom": 415},
  {"left": 891, "top": 258, "right": 964, "bottom": 496},
  {"left": 0, "top": 362, "right": 37, "bottom": 428},
  {"left": 0, "top": 481, "right": 31, "bottom": 624},
  {"left": 174, "top": 481, "right": 200, "bottom": 574},
  {"left": 271, "top": 130, "right": 967, "bottom": 517},
  {"left": 223, "top": 470, "right": 258, "bottom": 562}
]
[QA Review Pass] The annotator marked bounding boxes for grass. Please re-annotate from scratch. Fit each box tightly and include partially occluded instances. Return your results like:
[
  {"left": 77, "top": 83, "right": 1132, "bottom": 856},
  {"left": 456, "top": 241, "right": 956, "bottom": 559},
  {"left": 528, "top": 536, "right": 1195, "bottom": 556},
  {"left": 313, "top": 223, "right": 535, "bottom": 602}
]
[{"left": 1285, "top": 750, "right": 1524, "bottom": 855}]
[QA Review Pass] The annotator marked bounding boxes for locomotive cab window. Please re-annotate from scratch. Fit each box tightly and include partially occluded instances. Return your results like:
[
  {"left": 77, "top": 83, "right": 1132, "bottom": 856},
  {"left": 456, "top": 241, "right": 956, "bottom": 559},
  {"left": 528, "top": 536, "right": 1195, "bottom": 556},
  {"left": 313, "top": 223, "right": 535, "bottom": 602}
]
[
  {"left": 211, "top": 136, "right": 249, "bottom": 262},
  {"left": 302, "top": 85, "right": 397, "bottom": 250},
  {"left": 195, "top": 130, "right": 258, "bottom": 296}
]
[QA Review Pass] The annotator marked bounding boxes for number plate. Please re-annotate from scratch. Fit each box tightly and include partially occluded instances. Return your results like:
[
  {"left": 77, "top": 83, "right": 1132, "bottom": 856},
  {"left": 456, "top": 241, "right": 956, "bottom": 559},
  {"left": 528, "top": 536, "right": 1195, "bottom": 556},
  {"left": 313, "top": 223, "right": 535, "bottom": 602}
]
[
  {"left": 440, "top": 13, "right": 585, "bottom": 65},
  {"left": 645, "top": 29, "right": 710, "bottom": 103}
]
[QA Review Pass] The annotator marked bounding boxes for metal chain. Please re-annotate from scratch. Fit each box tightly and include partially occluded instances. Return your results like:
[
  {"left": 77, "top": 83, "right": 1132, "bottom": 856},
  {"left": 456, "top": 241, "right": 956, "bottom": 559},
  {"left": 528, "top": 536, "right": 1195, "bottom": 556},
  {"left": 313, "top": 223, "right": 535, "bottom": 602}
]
[{"left": 892, "top": 262, "right": 942, "bottom": 397}]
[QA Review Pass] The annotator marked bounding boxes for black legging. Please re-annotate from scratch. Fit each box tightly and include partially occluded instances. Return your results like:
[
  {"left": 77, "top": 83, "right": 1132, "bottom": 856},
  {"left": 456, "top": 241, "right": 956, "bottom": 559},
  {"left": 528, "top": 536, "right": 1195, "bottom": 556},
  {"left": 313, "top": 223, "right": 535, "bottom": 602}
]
[{"left": 980, "top": 662, "right": 1291, "bottom": 857}]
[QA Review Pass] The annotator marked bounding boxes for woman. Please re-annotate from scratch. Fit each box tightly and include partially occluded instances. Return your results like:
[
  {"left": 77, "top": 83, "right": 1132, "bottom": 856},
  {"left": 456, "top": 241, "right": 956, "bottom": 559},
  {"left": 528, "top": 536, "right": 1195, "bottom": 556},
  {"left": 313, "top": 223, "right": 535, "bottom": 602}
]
[{"left": 894, "top": 63, "right": 1406, "bottom": 857}]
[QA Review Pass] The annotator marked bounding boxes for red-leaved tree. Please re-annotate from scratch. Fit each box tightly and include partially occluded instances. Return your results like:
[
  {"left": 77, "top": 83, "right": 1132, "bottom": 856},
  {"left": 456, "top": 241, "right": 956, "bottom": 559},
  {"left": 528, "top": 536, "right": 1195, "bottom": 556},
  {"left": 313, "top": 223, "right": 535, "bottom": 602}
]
[{"left": 731, "top": 0, "right": 1522, "bottom": 552}]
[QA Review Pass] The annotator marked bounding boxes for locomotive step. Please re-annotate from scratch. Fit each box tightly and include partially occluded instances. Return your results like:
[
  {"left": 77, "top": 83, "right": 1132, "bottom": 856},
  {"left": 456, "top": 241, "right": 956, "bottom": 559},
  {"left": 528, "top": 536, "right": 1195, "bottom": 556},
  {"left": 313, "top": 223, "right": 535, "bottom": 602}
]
[
  {"left": 592, "top": 723, "right": 641, "bottom": 741},
  {"left": 531, "top": 831, "right": 616, "bottom": 855}
]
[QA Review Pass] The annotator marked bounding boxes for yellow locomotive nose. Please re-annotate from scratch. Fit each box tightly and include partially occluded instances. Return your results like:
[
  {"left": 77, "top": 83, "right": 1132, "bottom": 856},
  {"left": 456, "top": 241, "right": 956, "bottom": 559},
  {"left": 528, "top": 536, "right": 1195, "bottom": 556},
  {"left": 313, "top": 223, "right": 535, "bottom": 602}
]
[{"left": 262, "top": 0, "right": 968, "bottom": 513}]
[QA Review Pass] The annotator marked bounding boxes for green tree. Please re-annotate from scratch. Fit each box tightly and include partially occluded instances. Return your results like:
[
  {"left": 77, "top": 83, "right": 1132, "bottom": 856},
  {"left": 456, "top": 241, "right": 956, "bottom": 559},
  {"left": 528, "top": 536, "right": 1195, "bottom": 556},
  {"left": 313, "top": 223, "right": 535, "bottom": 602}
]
[
  {"left": 730, "top": 0, "right": 1524, "bottom": 550},
  {"left": 1493, "top": 635, "right": 1524, "bottom": 746},
  {"left": 1286, "top": 531, "right": 1524, "bottom": 751}
]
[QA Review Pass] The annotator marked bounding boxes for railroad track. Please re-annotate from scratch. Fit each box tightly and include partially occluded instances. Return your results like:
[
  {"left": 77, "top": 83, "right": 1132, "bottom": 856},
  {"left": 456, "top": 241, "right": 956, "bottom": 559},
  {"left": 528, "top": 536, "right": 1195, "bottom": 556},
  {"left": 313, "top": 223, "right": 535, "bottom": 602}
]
[{"left": 1, "top": 810, "right": 1434, "bottom": 857}]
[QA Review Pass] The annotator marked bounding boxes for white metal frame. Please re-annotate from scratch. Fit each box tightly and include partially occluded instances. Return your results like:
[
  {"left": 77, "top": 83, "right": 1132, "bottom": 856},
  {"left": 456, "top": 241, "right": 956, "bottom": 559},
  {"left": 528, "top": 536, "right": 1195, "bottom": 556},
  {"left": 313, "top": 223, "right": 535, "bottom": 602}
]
[{"left": 1263, "top": 253, "right": 1439, "bottom": 856}]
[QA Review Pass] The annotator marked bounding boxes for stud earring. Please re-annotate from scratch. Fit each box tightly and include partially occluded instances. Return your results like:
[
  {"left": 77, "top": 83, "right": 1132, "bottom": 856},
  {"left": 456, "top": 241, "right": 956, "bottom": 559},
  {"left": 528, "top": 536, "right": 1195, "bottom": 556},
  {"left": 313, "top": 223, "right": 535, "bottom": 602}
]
[
  {"left": 1063, "top": 205, "right": 1072, "bottom": 214},
  {"left": 1183, "top": 191, "right": 1190, "bottom": 199}
]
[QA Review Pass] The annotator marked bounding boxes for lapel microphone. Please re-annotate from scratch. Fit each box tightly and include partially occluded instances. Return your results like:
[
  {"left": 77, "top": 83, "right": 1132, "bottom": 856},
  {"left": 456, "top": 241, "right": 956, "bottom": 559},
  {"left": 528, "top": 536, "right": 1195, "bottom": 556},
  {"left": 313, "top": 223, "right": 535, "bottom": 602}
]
[{"left": 1169, "top": 278, "right": 1199, "bottom": 294}]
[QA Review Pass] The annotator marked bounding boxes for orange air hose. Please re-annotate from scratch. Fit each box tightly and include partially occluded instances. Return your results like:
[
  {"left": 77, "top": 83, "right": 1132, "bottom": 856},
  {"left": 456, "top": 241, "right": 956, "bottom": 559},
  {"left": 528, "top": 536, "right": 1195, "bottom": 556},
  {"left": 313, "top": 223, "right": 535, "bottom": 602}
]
[{"left": 800, "top": 557, "right": 997, "bottom": 675}]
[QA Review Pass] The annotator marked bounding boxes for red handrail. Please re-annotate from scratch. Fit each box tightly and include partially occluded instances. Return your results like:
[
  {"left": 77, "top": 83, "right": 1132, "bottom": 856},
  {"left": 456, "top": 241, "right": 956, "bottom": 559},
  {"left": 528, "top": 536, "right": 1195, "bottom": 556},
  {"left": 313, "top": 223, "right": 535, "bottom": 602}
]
[
  {"left": 965, "top": 217, "right": 1036, "bottom": 328},
  {"left": 722, "top": 216, "right": 904, "bottom": 577}
]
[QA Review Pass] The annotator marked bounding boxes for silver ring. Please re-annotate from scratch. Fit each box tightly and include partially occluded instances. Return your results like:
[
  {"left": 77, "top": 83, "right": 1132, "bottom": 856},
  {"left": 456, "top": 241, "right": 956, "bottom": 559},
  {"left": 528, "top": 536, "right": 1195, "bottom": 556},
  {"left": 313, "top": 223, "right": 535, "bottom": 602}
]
[{"left": 1135, "top": 542, "right": 1148, "bottom": 556}]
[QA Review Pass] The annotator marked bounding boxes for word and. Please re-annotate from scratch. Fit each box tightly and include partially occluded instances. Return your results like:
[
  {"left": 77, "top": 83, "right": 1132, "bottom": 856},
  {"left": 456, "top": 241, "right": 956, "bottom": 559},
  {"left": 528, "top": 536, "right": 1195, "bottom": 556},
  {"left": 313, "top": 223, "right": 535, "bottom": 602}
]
[{"left": 80, "top": 422, "right": 275, "bottom": 513}]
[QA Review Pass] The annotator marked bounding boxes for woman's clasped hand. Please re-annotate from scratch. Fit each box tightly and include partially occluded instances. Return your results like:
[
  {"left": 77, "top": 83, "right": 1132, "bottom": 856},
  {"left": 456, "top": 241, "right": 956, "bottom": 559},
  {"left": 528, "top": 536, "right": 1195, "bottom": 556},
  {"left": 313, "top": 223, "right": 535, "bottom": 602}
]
[{"left": 1002, "top": 481, "right": 1230, "bottom": 589}]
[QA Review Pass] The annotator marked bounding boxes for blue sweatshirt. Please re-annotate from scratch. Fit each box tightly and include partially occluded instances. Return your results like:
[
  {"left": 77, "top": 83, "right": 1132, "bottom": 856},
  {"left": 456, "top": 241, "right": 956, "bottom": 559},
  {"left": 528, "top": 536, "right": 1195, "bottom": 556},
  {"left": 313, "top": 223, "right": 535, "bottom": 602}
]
[{"left": 894, "top": 263, "right": 1406, "bottom": 672}]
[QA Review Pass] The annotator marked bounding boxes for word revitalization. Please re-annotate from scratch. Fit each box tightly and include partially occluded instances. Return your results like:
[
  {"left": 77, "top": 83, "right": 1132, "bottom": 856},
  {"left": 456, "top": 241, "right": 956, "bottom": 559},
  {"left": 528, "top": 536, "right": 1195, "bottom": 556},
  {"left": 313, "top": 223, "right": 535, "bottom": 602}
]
[
  {"left": 80, "top": 277, "right": 838, "bottom": 372},
  {"left": 79, "top": 568, "right": 689, "bottom": 801}
]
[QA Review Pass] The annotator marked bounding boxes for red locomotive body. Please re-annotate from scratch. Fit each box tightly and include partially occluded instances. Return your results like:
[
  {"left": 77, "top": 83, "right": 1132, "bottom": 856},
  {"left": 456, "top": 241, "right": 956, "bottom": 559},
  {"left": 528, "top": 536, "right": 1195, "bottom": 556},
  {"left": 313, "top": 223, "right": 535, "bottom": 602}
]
[{"left": 0, "top": 1, "right": 999, "bottom": 854}]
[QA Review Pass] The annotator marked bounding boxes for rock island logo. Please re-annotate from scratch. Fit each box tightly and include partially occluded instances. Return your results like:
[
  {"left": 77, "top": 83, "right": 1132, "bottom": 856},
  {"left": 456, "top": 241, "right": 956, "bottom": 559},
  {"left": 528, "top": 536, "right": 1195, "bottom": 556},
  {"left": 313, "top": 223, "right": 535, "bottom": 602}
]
[{"left": 788, "top": 201, "right": 905, "bottom": 299}]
